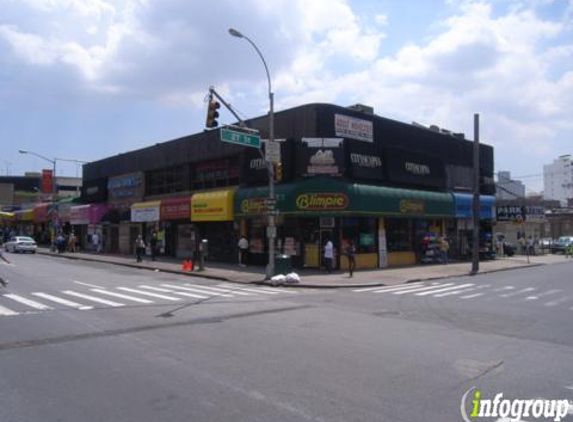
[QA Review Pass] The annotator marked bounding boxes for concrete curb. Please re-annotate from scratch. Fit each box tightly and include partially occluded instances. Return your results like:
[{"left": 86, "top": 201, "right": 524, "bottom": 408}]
[{"left": 35, "top": 249, "right": 552, "bottom": 289}]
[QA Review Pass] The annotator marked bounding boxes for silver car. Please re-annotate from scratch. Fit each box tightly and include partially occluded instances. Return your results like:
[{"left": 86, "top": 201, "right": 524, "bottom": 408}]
[{"left": 4, "top": 236, "right": 38, "bottom": 253}]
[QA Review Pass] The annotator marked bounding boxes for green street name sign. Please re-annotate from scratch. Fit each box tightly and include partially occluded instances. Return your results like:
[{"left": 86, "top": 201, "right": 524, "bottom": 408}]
[{"left": 220, "top": 128, "right": 260, "bottom": 148}]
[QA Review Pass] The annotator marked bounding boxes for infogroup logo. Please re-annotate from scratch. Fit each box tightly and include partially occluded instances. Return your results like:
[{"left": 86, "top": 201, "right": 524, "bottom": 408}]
[{"left": 461, "top": 387, "right": 571, "bottom": 422}]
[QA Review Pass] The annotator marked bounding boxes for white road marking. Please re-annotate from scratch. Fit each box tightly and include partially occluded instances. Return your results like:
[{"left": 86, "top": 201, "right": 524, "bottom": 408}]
[
  {"left": 32, "top": 293, "right": 93, "bottom": 310},
  {"left": 545, "top": 296, "right": 572, "bottom": 307},
  {"left": 183, "top": 284, "right": 252, "bottom": 296},
  {"left": 500, "top": 287, "right": 536, "bottom": 298},
  {"left": 63, "top": 291, "right": 124, "bottom": 307},
  {"left": 73, "top": 280, "right": 105, "bottom": 289},
  {"left": 161, "top": 284, "right": 233, "bottom": 298},
  {"left": 138, "top": 285, "right": 176, "bottom": 293},
  {"left": 492, "top": 286, "right": 515, "bottom": 292},
  {"left": 416, "top": 283, "right": 474, "bottom": 296},
  {"left": 460, "top": 293, "right": 484, "bottom": 299},
  {"left": 371, "top": 284, "right": 436, "bottom": 294},
  {"left": 391, "top": 283, "right": 454, "bottom": 295},
  {"left": 257, "top": 287, "right": 298, "bottom": 294},
  {"left": 433, "top": 284, "right": 491, "bottom": 298},
  {"left": 3, "top": 294, "right": 52, "bottom": 310},
  {"left": 353, "top": 285, "right": 401, "bottom": 292},
  {"left": 217, "top": 284, "right": 280, "bottom": 295},
  {"left": 117, "top": 287, "right": 181, "bottom": 301},
  {"left": 0, "top": 304, "right": 18, "bottom": 316},
  {"left": 524, "top": 289, "right": 562, "bottom": 301},
  {"left": 91, "top": 289, "right": 153, "bottom": 304},
  {"left": 172, "top": 291, "right": 209, "bottom": 299}
]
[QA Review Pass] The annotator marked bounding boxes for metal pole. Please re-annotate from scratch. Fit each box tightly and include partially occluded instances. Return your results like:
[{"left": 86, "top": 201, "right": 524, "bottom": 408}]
[
  {"left": 471, "top": 114, "right": 480, "bottom": 275},
  {"left": 267, "top": 91, "right": 276, "bottom": 279}
]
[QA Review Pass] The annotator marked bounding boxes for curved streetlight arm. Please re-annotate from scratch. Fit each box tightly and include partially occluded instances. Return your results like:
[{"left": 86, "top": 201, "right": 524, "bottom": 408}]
[
  {"left": 55, "top": 157, "right": 88, "bottom": 164},
  {"left": 19, "top": 149, "right": 55, "bottom": 165},
  {"left": 241, "top": 35, "right": 272, "bottom": 96}
]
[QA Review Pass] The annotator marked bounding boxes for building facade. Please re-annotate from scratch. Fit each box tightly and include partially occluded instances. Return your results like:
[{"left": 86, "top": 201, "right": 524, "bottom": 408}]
[
  {"left": 80, "top": 103, "right": 496, "bottom": 269},
  {"left": 544, "top": 155, "right": 573, "bottom": 206},
  {"left": 496, "top": 171, "right": 525, "bottom": 200}
]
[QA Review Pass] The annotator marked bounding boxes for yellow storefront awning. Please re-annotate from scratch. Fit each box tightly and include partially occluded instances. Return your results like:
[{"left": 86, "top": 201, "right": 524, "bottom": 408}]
[
  {"left": 191, "top": 189, "right": 235, "bottom": 222},
  {"left": 0, "top": 211, "right": 15, "bottom": 220},
  {"left": 16, "top": 209, "right": 34, "bottom": 222}
]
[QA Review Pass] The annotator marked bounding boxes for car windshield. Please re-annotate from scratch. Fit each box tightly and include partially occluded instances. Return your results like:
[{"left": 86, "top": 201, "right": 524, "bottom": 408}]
[
  {"left": 17, "top": 237, "right": 34, "bottom": 242},
  {"left": 557, "top": 237, "right": 571, "bottom": 243}
]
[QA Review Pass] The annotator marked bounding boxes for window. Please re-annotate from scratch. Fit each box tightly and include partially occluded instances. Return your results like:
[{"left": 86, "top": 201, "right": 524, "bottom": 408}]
[
  {"left": 385, "top": 218, "right": 411, "bottom": 252},
  {"left": 341, "top": 217, "right": 377, "bottom": 253},
  {"left": 190, "top": 156, "right": 240, "bottom": 191},
  {"left": 145, "top": 166, "right": 184, "bottom": 196}
]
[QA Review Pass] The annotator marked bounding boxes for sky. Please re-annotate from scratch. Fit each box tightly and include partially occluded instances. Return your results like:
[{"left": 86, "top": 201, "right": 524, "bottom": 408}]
[{"left": 1, "top": 0, "right": 572, "bottom": 193}]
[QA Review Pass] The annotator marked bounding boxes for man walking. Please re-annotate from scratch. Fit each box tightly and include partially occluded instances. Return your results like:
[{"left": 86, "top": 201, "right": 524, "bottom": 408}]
[
  {"left": 135, "top": 235, "right": 145, "bottom": 263},
  {"left": 344, "top": 240, "right": 356, "bottom": 278},
  {"left": 439, "top": 236, "right": 449, "bottom": 264},
  {"left": 238, "top": 236, "right": 249, "bottom": 267},
  {"left": 324, "top": 238, "right": 334, "bottom": 274},
  {"left": 149, "top": 231, "right": 158, "bottom": 261}
]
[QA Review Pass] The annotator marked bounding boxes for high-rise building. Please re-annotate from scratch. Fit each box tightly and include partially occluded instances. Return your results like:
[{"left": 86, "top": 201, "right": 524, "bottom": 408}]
[
  {"left": 496, "top": 171, "right": 525, "bottom": 200},
  {"left": 543, "top": 155, "right": 573, "bottom": 206}
]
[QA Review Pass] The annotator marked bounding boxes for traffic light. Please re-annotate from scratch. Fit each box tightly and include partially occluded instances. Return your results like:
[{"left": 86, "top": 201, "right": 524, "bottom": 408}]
[
  {"left": 274, "top": 162, "right": 283, "bottom": 183},
  {"left": 205, "top": 99, "right": 220, "bottom": 128}
]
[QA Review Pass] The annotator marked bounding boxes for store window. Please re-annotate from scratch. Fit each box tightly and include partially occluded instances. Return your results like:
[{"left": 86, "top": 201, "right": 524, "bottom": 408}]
[
  {"left": 145, "top": 166, "right": 184, "bottom": 196},
  {"left": 341, "top": 217, "right": 377, "bottom": 253},
  {"left": 191, "top": 156, "right": 240, "bottom": 190},
  {"left": 385, "top": 218, "right": 411, "bottom": 252}
]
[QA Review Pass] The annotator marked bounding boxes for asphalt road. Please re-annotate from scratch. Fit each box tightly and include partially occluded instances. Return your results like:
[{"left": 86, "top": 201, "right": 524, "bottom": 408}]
[{"left": 1, "top": 253, "right": 572, "bottom": 422}]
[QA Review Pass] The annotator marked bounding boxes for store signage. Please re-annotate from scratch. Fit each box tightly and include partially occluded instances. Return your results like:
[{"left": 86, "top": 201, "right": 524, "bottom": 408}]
[
  {"left": 70, "top": 205, "right": 91, "bottom": 225},
  {"left": 296, "top": 193, "right": 349, "bottom": 211},
  {"left": 351, "top": 153, "right": 382, "bottom": 168},
  {"left": 42, "top": 169, "right": 54, "bottom": 194},
  {"left": 131, "top": 205, "right": 160, "bottom": 223},
  {"left": 161, "top": 197, "right": 191, "bottom": 220},
  {"left": 405, "top": 162, "right": 430, "bottom": 175},
  {"left": 400, "top": 199, "right": 425, "bottom": 214},
  {"left": 240, "top": 198, "right": 268, "bottom": 215},
  {"left": 496, "top": 205, "right": 544, "bottom": 221},
  {"left": 194, "top": 158, "right": 239, "bottom": 182},
  {"left": 300, "top": 139, "right": 344, "bottom": 177},
  {"left": 386, "top": 147, "right": 445, "bottom": 189},
  {"left": 334, "top": 114, "right": 373, "bottom": 142},
  {"left": 108, "top": 172, "right": 144, "bottom": 202}
]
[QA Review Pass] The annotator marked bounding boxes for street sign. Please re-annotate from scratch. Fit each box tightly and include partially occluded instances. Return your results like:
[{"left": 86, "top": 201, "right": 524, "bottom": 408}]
[
  {"left": 265, "top": 141, "right": 281, "bottom": 163},
  {"left": 267, "top": 226, "right": 277, "bottom": 238},
  {"left": 265, "top": 210, "right": 279, "bottom": 217},
  {"left": 263, "top": 198, "right": 277, "bottom": 206},
  {"left": 220, "top": 128, "right": 260, "bottom": 148}
]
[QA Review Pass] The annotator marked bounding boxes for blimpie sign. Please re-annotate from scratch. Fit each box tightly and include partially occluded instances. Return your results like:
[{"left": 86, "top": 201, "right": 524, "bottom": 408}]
[{"left": 296, "top": 193, "right": 349, "bottom": 211}]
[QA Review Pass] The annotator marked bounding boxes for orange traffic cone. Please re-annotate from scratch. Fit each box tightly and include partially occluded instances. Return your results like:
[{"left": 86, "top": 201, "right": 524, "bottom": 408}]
[
  {"left": 182, "top": 260, "right": 189, "bottom": 271},
  {"left": 184, "top": 260, "right": 192, "bottom": 272}
]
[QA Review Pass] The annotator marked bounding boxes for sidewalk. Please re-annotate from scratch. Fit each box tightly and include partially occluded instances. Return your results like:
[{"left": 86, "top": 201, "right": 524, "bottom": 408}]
[{"left": 36, "top": 247, "right": 571, "bottom": 288}]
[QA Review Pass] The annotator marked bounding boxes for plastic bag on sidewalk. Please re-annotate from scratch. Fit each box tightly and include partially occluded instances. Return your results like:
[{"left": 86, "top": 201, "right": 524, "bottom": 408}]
[
  {"left": 285, "top": 272, "right": 300, "bottom": 284},
  {"left": 271, "top": 274, "right": 286, "bottom": 286}
]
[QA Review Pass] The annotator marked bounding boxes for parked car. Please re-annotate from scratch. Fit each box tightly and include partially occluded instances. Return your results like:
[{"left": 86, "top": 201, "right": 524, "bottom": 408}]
[
  {"left": 551, "top": 236, "right": 573, "bottom": 254},
  {"left": 4, "top": 236, "right": 37, "bottom": 253}
]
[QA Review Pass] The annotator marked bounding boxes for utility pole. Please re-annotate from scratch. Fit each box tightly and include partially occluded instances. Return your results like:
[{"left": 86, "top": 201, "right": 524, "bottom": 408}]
[{"left": 471, "top": 114, "right": 480, "bottom": 275}]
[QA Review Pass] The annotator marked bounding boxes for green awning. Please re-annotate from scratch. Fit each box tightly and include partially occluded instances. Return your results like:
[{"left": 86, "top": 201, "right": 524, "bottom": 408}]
[{"left": 235, "top": 178, "right": 454, "bottom": 218}]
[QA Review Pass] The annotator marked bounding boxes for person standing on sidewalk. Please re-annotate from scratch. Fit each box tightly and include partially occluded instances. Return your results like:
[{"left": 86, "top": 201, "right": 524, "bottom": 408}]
[
  {"left": 92, "top": 231, "right": 100, "bottom": 253},
  {"left": 135, "top": 235, "right": 145, "bottom": 262},
  {"left": 149, "top": 231, "right": 158, "bottom": 261},
  {"left": 439, "top": 236, "right": 449, "bottom": 264},
  {"left": 238, "top": 236, "right": 249, "bottom": 267},
  {"left": 324, "top": 238, "right": 334, "bottom": 274},
  {"left": 344, "top": 240, "right": 356, "bottom": 278},
  {"left": 68, "top": 232, "right": 77, "bottom": 253},
  {"left": 0, "top": 249, "right": 10, "bottom": 287}
]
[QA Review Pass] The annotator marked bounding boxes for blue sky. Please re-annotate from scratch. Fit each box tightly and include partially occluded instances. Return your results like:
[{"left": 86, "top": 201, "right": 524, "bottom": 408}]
[{"left": 1, "top": 0, "right": 572, "bottom": 193}]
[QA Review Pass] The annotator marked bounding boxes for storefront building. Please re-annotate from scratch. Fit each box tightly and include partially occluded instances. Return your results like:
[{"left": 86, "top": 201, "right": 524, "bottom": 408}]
[{"left": 81, "top": 103, "right": 495, "bottom": 267}]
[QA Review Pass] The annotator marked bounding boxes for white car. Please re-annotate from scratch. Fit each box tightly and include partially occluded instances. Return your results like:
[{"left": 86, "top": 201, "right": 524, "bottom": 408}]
[{"left": 4, "top": 236, "right": 37, "bottom": 253}]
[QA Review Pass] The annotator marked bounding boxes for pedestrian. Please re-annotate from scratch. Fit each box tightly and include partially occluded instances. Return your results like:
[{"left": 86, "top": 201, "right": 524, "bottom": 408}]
[
  {"left": 238, "top": 236, "right": 249, "bottom": 267},
  {"left": 518, "top": 236, "right": 527, "bottom": 255},
  {"left": 344, "top": 240, "right": 356, "bottom": 278},
  {"left": 56, "top": 233, "right": 66, "bottom": 254},
  {"left": 439, "top": 236, "right": 449, "bottom": 264},
  {"left": 0, "top": 249, "right": 10, "bottom": 287},
  {"left": 528, "top": 236, "right": 536, "bottom": 256},
  {"left": 324, "top": 238, "right": 334, "bottom": 274},
  {"left": 68, "top": 232, "right": 76, "bottom": 253},
  {"left": 135, "top": 235, "right": 145, "bottom": 262},
  {"left": 565, "top": 243, "right": 573, "bottom": 258},
  {"left": 149, "top": 231, "right": 158, "bottom": 261},
  {"left": 92, "top": 231, "right": 100, "bottom": 253}
]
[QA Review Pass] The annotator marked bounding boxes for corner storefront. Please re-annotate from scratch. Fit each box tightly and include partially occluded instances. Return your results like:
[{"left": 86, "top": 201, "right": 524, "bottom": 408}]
[
  {"left": 235, "top": 177, "right": 454, "bottom": 269},
  {"left": 452, "top": 193, "right": 496, "bottom": 259}
]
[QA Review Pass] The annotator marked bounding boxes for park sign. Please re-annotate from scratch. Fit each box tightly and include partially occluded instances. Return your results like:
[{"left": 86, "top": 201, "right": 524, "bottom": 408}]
[{"left": 220, "top": 128, "right": 260, "bottom": 148}]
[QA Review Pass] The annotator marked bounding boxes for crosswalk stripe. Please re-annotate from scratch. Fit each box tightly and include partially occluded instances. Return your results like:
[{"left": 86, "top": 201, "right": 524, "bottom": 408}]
[
  {"left": 524, "top": 289, "right": 562, "bottom": 301},
  {"left": 32, "top": 293, "right": 93, "bottom": 310},
  {"left": 138, "top": 285, "right": 176, "bottom": 293},
  {"left": 460, "top": 293, "right": 484, "bottom": 299},
  {"left": 217, "top": 284, "right": 280, "bottom": 295},
  {"left": 371, "top": 283, "right": 435, "bottom": 294},
  {"left": 392, "top": 283, "right": 454, "bottom": 295},
  {"left": 416, "top": 283, "right": 474, "bottom": 296},
  {"left": 493, "top": 286, "right": 515, "bottom": 292},
  {"left": 161, "top": 284, "right": 233, "bottom": 297},
  {"left": 433, "top": 284, "right": 491, "bottom": 298},
  {"left": 258, "top": 287, "right": 298, "bottom": 294},
  {"left": 117, "top": 287, "right": 181, "bottom": 301},
  {"left": 3, "top": 294, "right": 52, "bottom": 310},
  {"left": 353, "top": 285, "right": 412, "bottom": 292},
  {"left": 500, "top": 287, "right": 536, "bottom": 298},
  {"left": 544, "top": 296, "right": 572, "bottom": 307},
  {"left": 63, "top": 291, "right": 124, "bottom": 307},
  {"left": 172, "top": 291, "right": 209, "bottom": 299},
  {"left": 183, "top": 284, "right": 252, "bottom": 296},
  {"left": 0, "top": 304, "right": 18, "bottom": 316},
  {"left": 91, "top": 289, "right": 153, "bottom": 304}
]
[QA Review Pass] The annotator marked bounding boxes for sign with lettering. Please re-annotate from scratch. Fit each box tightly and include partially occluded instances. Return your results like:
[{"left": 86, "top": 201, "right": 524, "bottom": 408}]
[
  {"left": 386, "top": 147, "right": 445, "bottom": 189},
  {"left": 334, "top": 114, "right": 373, "bottom": 142},
  {"left": 299, "top": 138, "right": 344, "bottom": 177},
  {"left": 107, "top": 172, "right": 144, "bottom": 204},
  {"left": 295, "top": 193, "right": 349, "bottom": 211},
  {"left": 400, "top": 199, "right": 425, "bottom": 214},
  {"left": 346, "top": 140, "right": 384, "bottom": 181}
]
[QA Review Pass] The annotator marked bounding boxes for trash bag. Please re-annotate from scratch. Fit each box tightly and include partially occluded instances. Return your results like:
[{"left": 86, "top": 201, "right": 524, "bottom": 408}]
[
  {"left": 285, "top": 272, "right": 301, "bottom": 284},
  {"left": 270, "top": 274, "right": 286, "bottom": 286}
]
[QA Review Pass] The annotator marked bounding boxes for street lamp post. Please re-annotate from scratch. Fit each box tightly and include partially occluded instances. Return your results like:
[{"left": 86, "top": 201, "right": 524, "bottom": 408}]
[
  {"left": 19, "top": 149, "right": 57, "bottom": 195},
  {"left": 229, "top": 27, "right": 276, "bottom": 279}
]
